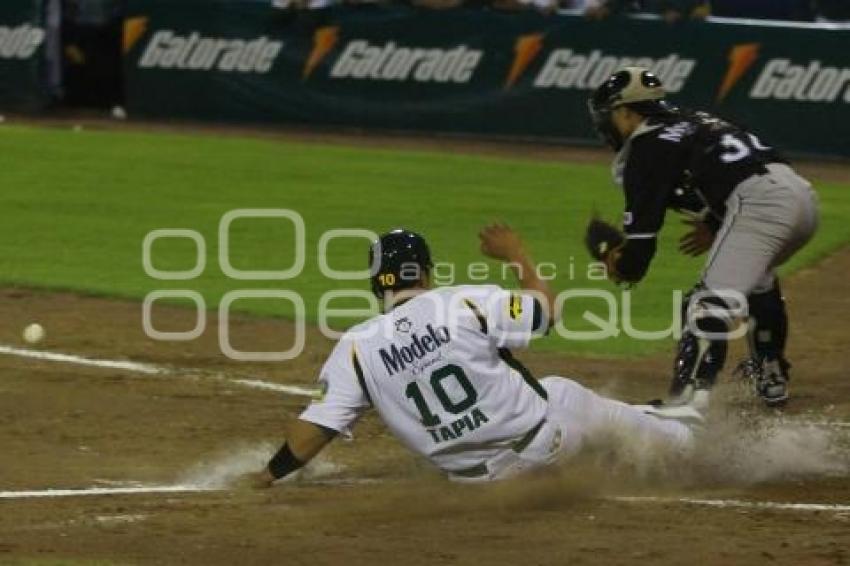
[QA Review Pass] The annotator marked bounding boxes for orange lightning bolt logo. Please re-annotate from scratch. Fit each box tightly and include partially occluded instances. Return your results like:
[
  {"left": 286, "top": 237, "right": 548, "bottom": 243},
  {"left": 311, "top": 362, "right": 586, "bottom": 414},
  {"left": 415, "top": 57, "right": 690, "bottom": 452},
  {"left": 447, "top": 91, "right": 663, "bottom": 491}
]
[
  {"left": 505, "top": 33, "right": 544, "bottom": 90},
  {"left": 716, "top": 43, "right": 760, "bottom": 103},
  {"left": 303, "top": 26, "right": 340, "bottom": 80},
  {"left": 122, "top": 16, "right": 149, "bottom": 54}
]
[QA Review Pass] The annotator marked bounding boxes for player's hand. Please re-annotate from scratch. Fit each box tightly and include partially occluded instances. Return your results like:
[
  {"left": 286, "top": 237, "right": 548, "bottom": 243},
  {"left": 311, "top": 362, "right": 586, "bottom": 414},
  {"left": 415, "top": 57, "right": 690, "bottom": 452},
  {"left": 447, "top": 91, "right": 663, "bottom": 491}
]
[
  {"left": 233, "top": 469, "right": 276, "bottom": 490},
  {"left": 479, "top": 223, "right": 524, "bottom": 263},
  {"left": 679, "top": 219, "right": 715, "bottom": 257}
]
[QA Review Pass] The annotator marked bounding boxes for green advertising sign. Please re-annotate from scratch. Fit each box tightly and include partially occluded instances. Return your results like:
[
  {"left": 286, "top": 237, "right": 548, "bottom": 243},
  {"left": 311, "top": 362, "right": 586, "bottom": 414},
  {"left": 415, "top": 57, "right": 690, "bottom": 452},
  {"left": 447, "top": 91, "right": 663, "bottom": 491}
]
[
  {"left": 0, "top": 0, "right": 47, "bottom": 112},
  {"left": 123, "top": 3, "right": 850, "bottom": 157}
]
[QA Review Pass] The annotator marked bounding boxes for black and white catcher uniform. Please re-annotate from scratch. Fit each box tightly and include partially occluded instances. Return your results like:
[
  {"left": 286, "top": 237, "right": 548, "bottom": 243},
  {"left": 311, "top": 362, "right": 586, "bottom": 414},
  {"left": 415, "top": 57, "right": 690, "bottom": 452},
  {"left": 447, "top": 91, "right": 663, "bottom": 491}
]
[
  {"left": 611, "top": 111, "right": 819, "bottom": 404},
  {"left": 299, "top": 285, "right": 694, "bottom": 482}
]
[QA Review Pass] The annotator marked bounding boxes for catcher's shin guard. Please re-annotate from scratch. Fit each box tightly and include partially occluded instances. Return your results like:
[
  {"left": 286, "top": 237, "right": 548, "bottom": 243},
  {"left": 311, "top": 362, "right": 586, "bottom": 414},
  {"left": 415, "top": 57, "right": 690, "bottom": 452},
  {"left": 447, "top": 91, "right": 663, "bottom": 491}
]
[
  {"left": 668, "top": 292, "right": 730, "bottom": 399},
  {"left": 744, "top": 283, "right": 791, "bottom": 406},
  {"left": 746, "top": 283, "right": 789, "bottom": 367}
]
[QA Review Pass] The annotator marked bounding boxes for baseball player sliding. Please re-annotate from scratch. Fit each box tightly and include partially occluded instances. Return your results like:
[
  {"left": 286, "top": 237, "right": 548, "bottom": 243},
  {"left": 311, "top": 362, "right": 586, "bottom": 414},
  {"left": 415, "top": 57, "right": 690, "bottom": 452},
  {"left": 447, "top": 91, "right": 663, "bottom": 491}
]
[
  {"left": 585, "top": 67, "right": 819, "bottom": 407},
  {"left": 244, "top": 226, "right": 700, "bottom": 487}
]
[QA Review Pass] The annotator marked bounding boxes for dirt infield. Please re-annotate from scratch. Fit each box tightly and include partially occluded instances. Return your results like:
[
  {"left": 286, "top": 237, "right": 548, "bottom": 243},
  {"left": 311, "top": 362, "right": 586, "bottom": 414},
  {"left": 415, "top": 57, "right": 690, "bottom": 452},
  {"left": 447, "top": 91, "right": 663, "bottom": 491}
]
[{"left": 1, "top": 232, "right": 849, "bottom": 564}]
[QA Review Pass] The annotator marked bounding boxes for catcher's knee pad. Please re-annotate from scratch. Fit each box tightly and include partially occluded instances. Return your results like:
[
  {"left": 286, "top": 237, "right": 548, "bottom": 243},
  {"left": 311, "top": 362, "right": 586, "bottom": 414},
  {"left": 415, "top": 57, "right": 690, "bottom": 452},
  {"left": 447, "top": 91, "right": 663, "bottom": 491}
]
[
  {"left": 669, "top": 289, "right": 734, "bottom": 396},
  {"left": 746, "top": 282, "right": 789, "bottom": 366},
  {"left": 682, "top": 287, "right": 739, "bottom": 338}
]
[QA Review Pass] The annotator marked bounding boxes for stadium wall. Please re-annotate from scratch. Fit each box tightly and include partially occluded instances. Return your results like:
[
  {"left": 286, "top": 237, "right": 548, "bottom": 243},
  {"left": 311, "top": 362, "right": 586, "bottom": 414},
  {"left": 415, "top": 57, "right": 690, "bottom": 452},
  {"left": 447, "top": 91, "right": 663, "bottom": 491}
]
[
  {"left": 0, "top": 0, "right": 49, "bottom": 112},
  {"left": 3, "top": 1, "right": 848, "bottom": 157}
]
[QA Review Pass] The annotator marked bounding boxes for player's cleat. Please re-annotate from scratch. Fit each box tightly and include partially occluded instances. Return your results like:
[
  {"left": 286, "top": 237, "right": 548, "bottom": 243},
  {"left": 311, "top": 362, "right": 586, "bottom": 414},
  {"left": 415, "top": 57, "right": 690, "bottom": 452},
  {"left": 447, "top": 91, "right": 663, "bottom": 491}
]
[
  {"left": 733, "top": 357, "right": 762, "bottom": 383},
  {"left": 667, "top": 325, "right": 724, "bottom": 410},
  {"left": 734, "top": 357, "right": 790, "bottom": 407},
  {"left": 635, "top": 395, "right": 706, "bottom": 432},
  {"left": 756, "top": 359, "right": 789, "bottom": 407},
  {"left": 675, "top": 386, "right": 710, "bottom": 411},
  {"left": 651, "top": 383, "right": 710, "bottom": 412},
  {"left": 637, "top": 403, "right": 705, "bottom": 434}
]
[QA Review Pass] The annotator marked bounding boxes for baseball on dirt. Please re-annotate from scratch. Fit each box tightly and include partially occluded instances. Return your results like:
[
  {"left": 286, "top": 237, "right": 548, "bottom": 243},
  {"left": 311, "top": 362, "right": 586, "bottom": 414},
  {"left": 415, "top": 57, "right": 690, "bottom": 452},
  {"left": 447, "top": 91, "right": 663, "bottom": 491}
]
[{"left": 23, "top": 323, "right": 45, "bottom": 344}]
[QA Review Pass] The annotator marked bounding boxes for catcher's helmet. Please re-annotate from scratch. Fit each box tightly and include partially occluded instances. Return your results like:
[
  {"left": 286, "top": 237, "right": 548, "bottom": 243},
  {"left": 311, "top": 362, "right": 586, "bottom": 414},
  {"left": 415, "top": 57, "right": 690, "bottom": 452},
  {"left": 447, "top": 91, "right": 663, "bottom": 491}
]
[
  {"left": 588, "top": 67, "right": 675, "bottom": 151},
  {"left": 369, "top": 229, "right": 433, "bottom": 299}
]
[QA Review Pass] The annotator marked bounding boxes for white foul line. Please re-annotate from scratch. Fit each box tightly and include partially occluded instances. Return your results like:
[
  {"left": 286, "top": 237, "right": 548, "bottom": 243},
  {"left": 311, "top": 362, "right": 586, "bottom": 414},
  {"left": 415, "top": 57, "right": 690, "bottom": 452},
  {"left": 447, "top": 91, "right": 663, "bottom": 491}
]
[
  {"left": 0, "top": 344, "right": 319, "bottom": 398},
  {"left": 613, "top": 496, "right": 850, "bottom": 514},
  {"left": 0, "top": 485, "right": 213, "bottom": 500},
  {"left": 4, "top": 485, "right": 847, "bottom": 516},
  {"left": 232, "top": 378, "right": 319, "bottom": 398},
  {"left": 0, "top": 345, "right": 163, "bottom": 375},
  {"left": 0, "top": 478, "right": 379, "bottom": 500}
]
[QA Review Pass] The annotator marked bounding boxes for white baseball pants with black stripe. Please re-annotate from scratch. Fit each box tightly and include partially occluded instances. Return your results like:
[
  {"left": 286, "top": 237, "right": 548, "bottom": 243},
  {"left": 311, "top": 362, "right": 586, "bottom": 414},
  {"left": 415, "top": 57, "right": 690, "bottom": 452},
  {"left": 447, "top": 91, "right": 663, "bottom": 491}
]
[{"left": 449, "top": 377, "right": 694, "bottom": 483}]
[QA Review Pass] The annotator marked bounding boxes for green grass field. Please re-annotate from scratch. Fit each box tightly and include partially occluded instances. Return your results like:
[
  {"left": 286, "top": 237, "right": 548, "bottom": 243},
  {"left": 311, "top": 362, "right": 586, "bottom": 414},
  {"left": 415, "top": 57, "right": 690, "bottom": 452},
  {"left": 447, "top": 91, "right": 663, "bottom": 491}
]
[{"left": 2, "top": 124, "right": 849, "bottom": 356}]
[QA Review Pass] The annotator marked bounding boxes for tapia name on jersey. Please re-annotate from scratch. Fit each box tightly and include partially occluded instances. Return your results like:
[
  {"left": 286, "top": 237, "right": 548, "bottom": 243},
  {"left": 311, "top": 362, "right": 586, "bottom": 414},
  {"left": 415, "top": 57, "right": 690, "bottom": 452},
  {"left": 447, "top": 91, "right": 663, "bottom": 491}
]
[{"left": 427, "top": 407, "right": 490, "bottom": 445}]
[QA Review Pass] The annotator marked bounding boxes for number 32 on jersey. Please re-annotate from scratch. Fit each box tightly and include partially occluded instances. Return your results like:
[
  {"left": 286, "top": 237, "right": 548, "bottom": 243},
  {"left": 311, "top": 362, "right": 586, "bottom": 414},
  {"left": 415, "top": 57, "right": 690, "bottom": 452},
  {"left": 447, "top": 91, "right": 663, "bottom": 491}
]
[{"left": 720, "top": 132, "right": 771, "bottom": 163}]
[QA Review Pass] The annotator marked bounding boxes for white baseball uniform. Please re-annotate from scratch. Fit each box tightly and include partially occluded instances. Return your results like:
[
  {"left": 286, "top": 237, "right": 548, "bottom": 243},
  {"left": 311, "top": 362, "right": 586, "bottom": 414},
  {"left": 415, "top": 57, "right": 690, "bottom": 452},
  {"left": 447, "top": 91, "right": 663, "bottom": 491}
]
[{"left": 300, "top": 284, "right": 693, "bottom": 482}]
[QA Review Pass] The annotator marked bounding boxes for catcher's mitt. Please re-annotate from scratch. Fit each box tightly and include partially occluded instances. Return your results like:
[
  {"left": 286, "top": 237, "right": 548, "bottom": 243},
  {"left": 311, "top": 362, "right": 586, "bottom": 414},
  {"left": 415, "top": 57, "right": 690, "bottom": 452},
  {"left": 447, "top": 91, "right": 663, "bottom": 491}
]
[{"left": 585, "top": 217, "right": 625, "bottom": 261}]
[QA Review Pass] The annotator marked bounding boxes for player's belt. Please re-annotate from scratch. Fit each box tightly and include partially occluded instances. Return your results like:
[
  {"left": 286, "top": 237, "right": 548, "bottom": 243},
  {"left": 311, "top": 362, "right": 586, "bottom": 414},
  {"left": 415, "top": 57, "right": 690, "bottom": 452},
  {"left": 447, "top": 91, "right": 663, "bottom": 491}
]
[{"left": 450, "top": 418, "right": 547, "bottom": 479}]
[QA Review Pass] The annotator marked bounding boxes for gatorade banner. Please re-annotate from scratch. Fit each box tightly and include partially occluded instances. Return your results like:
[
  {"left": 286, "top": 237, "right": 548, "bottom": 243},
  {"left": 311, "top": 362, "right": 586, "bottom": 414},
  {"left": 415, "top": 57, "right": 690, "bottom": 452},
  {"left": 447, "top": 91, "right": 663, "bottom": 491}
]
[
  {"left": 123, "top": 3, "right": 850, "bottom": 157},
  {"left": 0, "top": 0, "right": 48, "bottom": 111}
]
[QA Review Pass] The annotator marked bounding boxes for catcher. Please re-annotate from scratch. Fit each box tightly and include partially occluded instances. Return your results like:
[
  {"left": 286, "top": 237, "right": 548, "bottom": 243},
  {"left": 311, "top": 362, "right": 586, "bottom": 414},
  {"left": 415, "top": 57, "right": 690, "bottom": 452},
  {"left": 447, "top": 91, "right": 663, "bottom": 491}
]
[
  {"left": 244, "top": 226, "right": 700, "bottom": 487},
  {"left": 585, "top": 67, "right": 819, "bottom": 407}
]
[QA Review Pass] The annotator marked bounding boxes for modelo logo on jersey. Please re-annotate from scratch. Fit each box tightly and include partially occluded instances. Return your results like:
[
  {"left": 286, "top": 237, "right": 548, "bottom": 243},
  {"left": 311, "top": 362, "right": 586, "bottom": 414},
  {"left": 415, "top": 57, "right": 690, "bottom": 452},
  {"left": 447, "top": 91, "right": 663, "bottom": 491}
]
[
  {"left": 750, "top": 59, "right": 850, "bottom": 103},
  {"left": 0, "top": 24, "right": 44, "bottom": 60},
  {"left": 533, "top": 49, "right": 695, "bottom": 93},
  {"left": 138, "top": 30, "right": 283, "bottom": 73},
  {"left": 329, "top": 40, "right": 483, "bottom": 84},
  {"left": 379, "top": 324, "right": 451, "bottom": 376}
]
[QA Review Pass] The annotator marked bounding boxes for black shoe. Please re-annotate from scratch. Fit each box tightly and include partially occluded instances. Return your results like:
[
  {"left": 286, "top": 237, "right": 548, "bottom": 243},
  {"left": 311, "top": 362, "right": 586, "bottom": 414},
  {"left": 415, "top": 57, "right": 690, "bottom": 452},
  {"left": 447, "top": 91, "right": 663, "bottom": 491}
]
[
  {"left": 757, "top": 359, "right": 789, "bottom": 407},
  {"left": 734, "top": 357, "right": 789, "bottom": 407},
  {"left": 733, "top": 358, "right": 762, "bottom": 382}
]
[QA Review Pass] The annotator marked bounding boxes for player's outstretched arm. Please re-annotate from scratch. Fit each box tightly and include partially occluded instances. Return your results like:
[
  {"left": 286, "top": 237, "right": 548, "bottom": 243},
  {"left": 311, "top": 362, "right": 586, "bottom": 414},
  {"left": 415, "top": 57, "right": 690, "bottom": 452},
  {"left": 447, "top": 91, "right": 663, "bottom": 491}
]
[
  {"left": 241, "top": 419, "right": 337, "bottom": 488},
  {"left": 479, "top": 223, "right": 557, "bottom": 325}
]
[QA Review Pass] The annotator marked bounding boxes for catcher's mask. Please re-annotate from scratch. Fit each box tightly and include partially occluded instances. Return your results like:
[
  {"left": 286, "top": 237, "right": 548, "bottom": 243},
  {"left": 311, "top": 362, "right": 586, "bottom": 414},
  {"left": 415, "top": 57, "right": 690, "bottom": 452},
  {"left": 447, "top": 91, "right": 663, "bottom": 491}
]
[
  {"left": 369, "top": 229, "right": 433, "bottom": 300},
  {"left": 588, "top": 67, "right": 675, "bottom": 151}
]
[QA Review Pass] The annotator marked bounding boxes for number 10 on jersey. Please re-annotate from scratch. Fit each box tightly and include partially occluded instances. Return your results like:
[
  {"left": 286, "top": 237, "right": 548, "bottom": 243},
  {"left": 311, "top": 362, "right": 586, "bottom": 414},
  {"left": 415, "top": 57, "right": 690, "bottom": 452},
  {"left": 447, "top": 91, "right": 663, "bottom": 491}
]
[{"left": 404, "top": 364, "right": 490, "bottom": 444}]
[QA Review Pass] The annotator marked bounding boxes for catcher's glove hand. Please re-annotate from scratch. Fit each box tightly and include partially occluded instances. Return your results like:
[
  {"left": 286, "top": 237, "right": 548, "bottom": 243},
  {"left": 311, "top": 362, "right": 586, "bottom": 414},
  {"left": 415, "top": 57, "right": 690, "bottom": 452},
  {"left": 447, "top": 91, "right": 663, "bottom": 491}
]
[{"left": 585, "top": 217, "right": 625, "bottom": 262}]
